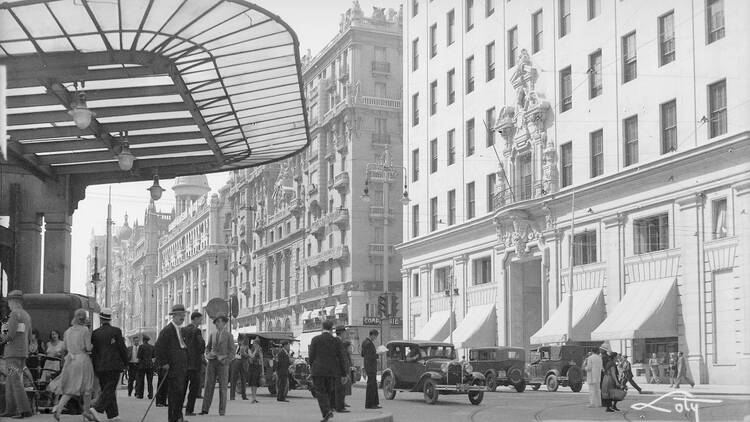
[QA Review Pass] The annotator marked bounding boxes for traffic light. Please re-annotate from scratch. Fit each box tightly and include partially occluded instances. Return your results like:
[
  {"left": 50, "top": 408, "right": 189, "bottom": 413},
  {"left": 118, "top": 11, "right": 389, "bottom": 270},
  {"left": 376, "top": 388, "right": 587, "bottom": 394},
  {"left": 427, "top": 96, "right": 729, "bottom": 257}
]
[
  {"left": 390, "top": 294, "right": 399, "bottom": 317},
  {"left": 378, "top": 294, "right": 388, "bottom": 317}
]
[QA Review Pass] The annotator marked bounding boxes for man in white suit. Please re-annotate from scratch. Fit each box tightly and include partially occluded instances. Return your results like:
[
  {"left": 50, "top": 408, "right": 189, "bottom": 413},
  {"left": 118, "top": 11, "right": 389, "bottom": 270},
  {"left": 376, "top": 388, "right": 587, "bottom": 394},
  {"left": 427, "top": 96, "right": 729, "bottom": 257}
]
[{"left": 584, "top": 349, "right": 603, "bottom": 407}]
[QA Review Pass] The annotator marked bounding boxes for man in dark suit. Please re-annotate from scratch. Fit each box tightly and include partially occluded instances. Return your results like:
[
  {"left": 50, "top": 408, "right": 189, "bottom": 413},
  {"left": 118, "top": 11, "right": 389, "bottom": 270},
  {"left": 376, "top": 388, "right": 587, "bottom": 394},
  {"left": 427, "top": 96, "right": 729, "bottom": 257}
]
[
  {"left": 182, "top": 311, "right": 205, "bottom": 416},
  {"left": 309, "top": 320, "right": 348, "bottom": 422},
  {"left": 275, "top": 341, "right": 291, "bottom": 402},
  {"left": 136, "top": 335, "right": 155, "bottom": 399},
  {"left": 127, "top": 336, "right": 141, "bottom": 397},
  {"left": 90, "top": 308, "right": 128, "bottom": 421},
  {"left": 332, "top": 326, "right": 349, "bottom": 413},
  {"left": 361, "top": 328, "right": 381, "bottom": 409},
  {"left": 155, "top": 304, "right": 189, "bottom": 422}
]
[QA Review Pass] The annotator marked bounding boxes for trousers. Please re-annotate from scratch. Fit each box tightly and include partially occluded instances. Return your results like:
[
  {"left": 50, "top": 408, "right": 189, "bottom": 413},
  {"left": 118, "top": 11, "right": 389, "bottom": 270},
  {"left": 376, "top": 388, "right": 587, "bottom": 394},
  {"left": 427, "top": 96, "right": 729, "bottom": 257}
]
[
  {"left": 276, "top": 372, "right": 289, "bottom": 401},
  {"left": 184, "top": 368, "right": 201, "bottom": 413},
  {"left": 313, "top": 376, "right": 335, "bottom": 417},
  {"left": 587, "top": 382, "right": 601, "bottom": 407},
  {"left": 94, "top": 370, "right": 121, "bottom": 418},
  {"left": 127, "top": 363, "right": 138, "bottom": 395},
  {"left": 2, "top": 357, "right": 32, "bottom": 416},
  {"left": 365, "top": 371, "right": 379, "bottom": 408},
  {"left": 202, "top": 360, "right": 229, "bottom": 415},
  {"left": 156, "top": 367, "right": 168, "bottom": 405},
  {"left": 230, "top": 360, "right": 247, "bottom": 400},
  {"left": 167, "top": 369, "right": 186, "bottom": 422},
  {"left": 135, "top": 367, "right": 153, "bottom": 398}
]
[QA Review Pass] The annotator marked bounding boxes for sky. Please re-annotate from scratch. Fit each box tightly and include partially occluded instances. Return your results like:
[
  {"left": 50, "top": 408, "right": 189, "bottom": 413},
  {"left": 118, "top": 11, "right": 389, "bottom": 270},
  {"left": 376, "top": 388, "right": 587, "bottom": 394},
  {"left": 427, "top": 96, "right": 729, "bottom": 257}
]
[{"left": 68, "top": 0, "right": 403, "bottom": 294}]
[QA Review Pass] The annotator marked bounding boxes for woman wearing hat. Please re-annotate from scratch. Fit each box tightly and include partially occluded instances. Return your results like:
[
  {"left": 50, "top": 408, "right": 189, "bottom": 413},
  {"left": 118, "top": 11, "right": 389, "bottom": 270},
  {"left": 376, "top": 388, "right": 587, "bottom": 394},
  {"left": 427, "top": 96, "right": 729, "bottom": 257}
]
[
  {"left": 601, "top": 351, "right": 623, "bottom": 412},
  {"left": 54, "top": 309, "right": 98, "bottom": 421},
  {"left": 247, "top": 336, "right": 263, "bottom": 403}
]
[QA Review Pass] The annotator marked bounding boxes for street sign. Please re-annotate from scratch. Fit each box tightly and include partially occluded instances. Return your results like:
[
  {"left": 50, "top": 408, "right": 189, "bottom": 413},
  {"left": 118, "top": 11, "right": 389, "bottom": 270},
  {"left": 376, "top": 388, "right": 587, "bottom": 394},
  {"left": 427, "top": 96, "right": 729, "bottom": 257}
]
[
  {"left": 390, "top": 317, "right": 402, "bottom": 326},
  {"left": 363, "top": 316, "right": 380, "bottom": 326}
]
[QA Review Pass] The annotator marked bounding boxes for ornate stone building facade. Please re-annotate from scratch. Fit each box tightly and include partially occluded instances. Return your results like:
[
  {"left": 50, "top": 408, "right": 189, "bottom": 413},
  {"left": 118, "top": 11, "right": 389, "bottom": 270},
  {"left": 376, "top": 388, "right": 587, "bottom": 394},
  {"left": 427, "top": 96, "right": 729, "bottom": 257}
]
[
  {"left": 229, "top": 2, "right": 404, "bottom": 355},
  {"left": 399, "top": 0, "right": 749, "bottom": 384}
]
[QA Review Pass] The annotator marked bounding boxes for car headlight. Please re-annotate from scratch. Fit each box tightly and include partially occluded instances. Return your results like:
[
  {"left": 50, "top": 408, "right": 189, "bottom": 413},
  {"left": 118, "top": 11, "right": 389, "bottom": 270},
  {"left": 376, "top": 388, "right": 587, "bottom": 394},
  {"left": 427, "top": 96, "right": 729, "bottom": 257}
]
[
  {"left": 440, "top": 363, "right": 449, "bottom": 373},
  {"left": 464, "top": 363, "right": 473, "bottom": 374}
]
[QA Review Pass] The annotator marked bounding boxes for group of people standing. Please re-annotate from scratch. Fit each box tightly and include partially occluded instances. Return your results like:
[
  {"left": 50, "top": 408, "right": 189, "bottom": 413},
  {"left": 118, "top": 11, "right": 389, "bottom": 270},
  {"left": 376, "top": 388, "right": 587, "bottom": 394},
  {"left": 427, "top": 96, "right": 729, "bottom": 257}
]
[{"left": 647, "top": 351, "right": 695, "bottom": 388}]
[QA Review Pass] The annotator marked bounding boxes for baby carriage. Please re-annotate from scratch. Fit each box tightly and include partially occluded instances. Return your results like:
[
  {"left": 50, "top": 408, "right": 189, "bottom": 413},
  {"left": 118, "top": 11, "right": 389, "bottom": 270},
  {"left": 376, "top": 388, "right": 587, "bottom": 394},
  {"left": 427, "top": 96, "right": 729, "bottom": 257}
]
[{"left": 25, "top": 354, "right": 64, "bottom": 413}]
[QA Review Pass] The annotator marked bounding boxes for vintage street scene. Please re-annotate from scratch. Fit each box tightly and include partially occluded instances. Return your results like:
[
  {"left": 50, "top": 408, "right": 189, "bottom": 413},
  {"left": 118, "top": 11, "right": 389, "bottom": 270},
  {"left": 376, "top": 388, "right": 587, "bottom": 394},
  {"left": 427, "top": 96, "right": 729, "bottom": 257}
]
[{"left": 1, "top": 0, "right": 748, "bottom": 421}]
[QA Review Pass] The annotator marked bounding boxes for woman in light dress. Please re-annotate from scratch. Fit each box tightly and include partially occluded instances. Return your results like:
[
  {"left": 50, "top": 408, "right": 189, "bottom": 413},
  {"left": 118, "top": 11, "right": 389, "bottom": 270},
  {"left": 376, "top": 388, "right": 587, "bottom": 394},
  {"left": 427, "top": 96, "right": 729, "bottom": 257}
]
[
  {"left": 54, "top": 309, "right": 98, "bottom": 421},
  {"left": 44, "top": 329, "right": 66, "bottom": 381}
]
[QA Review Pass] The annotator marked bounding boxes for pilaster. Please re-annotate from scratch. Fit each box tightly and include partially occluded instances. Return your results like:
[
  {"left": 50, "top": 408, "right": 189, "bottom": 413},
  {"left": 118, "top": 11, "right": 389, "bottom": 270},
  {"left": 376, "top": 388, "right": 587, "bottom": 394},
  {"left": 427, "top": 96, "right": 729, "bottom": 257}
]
[
  {"left": 494, "top": 246, "right": 509, "bottom": 346},
  {"left": 602, "top": 214, "right": 625, "bottom": 313},
  {"left": 453, "top": 254, "right": 468, "bottom": 324},
  {"left": 16, "top": 216, "right": 43, "bottom": 293},
  {"left": 43, "top": 212, "right": 72, "bottom": 293},
  {"left": 400, "top": 268, "right": 410, "bottom": 339},
  {"left": 732, "top": 181, "right": 750, "bottom": 376}
]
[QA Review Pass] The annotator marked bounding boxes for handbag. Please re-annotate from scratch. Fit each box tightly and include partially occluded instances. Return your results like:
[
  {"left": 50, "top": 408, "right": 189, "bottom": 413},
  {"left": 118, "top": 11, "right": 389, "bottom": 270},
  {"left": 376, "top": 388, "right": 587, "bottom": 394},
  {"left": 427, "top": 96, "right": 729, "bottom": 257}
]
[{"left": 611, "top": 386, "right": 627, "bottom": 401}]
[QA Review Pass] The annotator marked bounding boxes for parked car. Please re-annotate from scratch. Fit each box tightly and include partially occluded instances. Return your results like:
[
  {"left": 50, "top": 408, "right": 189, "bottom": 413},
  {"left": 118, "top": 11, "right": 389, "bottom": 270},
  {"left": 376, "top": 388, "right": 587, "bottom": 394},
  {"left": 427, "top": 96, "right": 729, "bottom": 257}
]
[
  {"left": 380, "top": 341, "right": 486, "bottom": 405},
  {"left": 248, "top": 332, "right": 308, "bottom": 395},
  {"left": 526, "top": 345, "right": 587, "bottom": 392},
  {"left": 468, "top": 347, "right": 529, "bottom": 392}
]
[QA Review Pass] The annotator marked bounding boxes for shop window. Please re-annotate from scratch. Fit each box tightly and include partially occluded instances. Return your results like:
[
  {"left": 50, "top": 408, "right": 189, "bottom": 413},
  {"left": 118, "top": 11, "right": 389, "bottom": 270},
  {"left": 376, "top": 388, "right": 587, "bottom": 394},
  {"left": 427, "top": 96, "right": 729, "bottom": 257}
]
[
  {"left": 473, "top": 257, "right": 491, "bottom": 285},
  {"left": 712, "top": 198, "right": 728, "bottom": 239}
]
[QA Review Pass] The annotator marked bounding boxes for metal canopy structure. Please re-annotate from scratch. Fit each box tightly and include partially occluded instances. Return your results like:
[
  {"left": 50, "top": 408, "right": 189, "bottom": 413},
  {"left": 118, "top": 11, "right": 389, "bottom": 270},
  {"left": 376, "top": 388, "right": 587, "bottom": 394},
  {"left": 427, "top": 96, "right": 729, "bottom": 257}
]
[{"left": 0, "top": 0, "right": 311, "bottom": 183}]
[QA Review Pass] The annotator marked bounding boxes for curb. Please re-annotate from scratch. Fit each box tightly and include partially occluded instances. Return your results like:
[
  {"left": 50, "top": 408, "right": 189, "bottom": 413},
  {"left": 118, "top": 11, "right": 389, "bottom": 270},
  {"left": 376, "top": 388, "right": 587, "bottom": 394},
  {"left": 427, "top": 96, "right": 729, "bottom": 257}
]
[{"left": 356, "top": 414, "right": 393, "bottom": 422}]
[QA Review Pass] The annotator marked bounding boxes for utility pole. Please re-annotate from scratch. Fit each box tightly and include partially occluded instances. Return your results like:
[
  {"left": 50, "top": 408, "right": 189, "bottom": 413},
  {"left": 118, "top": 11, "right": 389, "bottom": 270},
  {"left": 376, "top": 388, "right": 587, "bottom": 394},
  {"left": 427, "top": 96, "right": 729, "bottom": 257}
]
[{"left": 105, "top": 186, "right": 113, "bottom": 308}]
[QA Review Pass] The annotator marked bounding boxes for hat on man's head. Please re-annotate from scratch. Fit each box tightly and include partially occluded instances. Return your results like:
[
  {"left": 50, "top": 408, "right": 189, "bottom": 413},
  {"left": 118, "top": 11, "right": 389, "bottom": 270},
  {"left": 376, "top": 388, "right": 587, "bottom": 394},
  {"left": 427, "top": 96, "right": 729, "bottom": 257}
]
[
  {"left": 7, "top": 290, "right": 24, "bottom": 300},
  {"left": 143, "top": 335, "right": 151, "bottom": 342},
  {"left": 100, "top": 307, "right": 113, "bottom": 320},
  {"left": 213, "top": 312, "right": 228, "bottom": 324},
  {"left": 190, "top": 311, "right": 203, "bottom": 321},
  {"left": 335, "top": 325, "right": 346, "bottom": 333},
  {"left": 169, "top": 304, "right": 187, "bottom": 315}
]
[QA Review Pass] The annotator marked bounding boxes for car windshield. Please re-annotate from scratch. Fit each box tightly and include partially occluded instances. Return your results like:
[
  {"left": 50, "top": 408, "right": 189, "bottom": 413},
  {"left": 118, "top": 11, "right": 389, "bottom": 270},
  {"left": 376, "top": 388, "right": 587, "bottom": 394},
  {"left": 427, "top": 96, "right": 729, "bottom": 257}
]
[{"left": 420, "top": 346, "right": 455, "bottom": 359}]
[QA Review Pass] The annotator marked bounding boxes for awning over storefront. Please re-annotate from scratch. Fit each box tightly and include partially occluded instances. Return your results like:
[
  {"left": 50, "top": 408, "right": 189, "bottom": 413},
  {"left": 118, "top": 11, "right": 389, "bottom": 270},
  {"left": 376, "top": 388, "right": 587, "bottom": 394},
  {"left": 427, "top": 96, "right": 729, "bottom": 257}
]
[
  {"left": 414, "top": 310, "right": 452, "bottom": 342},
  {"left": 296, "top": 331, "right": 320, "bottom": 358},
  {"left": 312, "top": 308, "right": 323, "bottom": 319},
  {"left": 591, "top": 278, "right": 677, "bottom": 340},
  {"left": 530, "top": 288, "right": 606, "bottom": 345},
  {"left": 300, "top": 310, "right": 313, "bottom": 321},
  {"left": 234, "top": 325, "right": 259, "bottom": 340},
  {"left": 323, "top": 306, "right": 335, "bottom": 317},
  {"left": 445, "top": 304, "right": 496, "bottom": 349},
  {"left": 334, "top": 303, "right": 348, "bottom": 315}
]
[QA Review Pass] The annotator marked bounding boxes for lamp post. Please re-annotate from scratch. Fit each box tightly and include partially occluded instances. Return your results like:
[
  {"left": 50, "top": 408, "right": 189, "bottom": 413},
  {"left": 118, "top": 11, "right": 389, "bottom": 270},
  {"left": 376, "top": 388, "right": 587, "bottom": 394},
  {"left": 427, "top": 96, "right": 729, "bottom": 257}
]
[{"left": 361, "top": 145, "right": 410, "bottom": 345}]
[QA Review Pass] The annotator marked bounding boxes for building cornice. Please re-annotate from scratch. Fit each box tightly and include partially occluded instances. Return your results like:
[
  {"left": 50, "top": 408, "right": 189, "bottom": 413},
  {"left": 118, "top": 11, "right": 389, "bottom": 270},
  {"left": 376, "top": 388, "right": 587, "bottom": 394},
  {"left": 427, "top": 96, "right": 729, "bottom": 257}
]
[{"left": 396, "top": 212, "right": 495, "bottom": 255}]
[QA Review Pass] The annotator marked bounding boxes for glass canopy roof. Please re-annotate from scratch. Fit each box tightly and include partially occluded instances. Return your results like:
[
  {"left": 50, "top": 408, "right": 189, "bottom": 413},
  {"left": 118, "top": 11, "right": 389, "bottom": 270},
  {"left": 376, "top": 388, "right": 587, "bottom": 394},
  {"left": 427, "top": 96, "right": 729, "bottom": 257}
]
[{"left": 0, "top": 0, "right": 310, "bottom": 184}]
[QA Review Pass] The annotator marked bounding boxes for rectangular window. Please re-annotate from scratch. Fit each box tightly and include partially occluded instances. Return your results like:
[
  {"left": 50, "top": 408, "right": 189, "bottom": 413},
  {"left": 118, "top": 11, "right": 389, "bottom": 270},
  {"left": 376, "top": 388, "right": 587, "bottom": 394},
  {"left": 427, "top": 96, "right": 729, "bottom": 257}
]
[
  {"left": 375, "top": 82, "right": 387, "bottom": 97},
  {"left": 660, "top": 100, "right": 677, "bottom": 153},
  {"left": 559, "top": 0, "right": 570, "bottom": 38},
  {"left": 706, "top": 0, "right": 725, "bottom": 43},
  {"left": 412, "top": 149, "right": 420, "bottom": 181},
  {"left": 486, "top": 0, "right": 495, "bottom": 17},
  {"left": 466, "top": 118, "right": 475, "bottom": 156},
  {"left": 412, "top": 204, "right": 420, "bottom": 237},
  {"left": 412, "top": 38, "right": 419, "bottom": 71},
  {"left": 532, "top": 10, "right": 543, "bottom": 53},
  {"left": 466, "top": 182, "right": 476, "bottom": 219},
  {"left": 374, "top": 46, "right": 386, "bottom": 63},
  {"left": 447, "top": 69, "right": 456, "bottom": 105},
  {"left": 589, "top": 49, "right": 602, "bottom": 98},
  {"left": 590, "top": 129, "right": 603, "bottom": 177},
  {"left": 430, "top": 24, "right": 438, "bottom": 58},
  {"left": 430, "top": 138, "right": 438, "bottom": 173},
  {"left": 473, "top": 257, "right": 492, "bottom": 285},
  {"left": 573, "top": 231, "right": 597, "bottom": 266},
  {"left": 466, "top": 0, "right": 474, "bottom": 31},
  {"left": 634, "top": 213, "right": 669, "bottom": 254},
  {"left": 659, "top": 11, "right": 676, "bottom": 66},
  {"left": 588, "top": 0, "right": 600, "bottom": 20},
  {"left": 560, "top": 66, "right": 572, "bottom": 112},
  {"left": 430, "top": 80, "right": 438, "bottom": 115},
  {"left": 412, "top": 93, "right": 419, "bottom": 126},
  {"left": 430, "top": 197, "right": 438, "bottom": 232},
  {"left": 708, "top": 79, "right": 727, "bottom": 138},
  {"left": 487, "top": 172, "right": 496, "bottom": 212},
  {"left": 466, "top": 55, "right": 475, "bottom": 93},
  {"left": 434, "top": 267, "right": 448, "bottom": 293},
  {"left": 486, "top": 42, "right": 496, "bottom": 81},
  {"left": 561, "top": 142, "right": 573, "bottom": 187},
  {"left": 412, "top": 273, "right": 420, "bottom": 297},
  {"left": 508, "top": 27, "right": 518, "bottom": 68},
  {"left": 624, "top": 115, "right": 639, "bottom": 166},
  {"left": 447, "top": 129, "right": 456, "bottom": 165},
  {"left": 447, "top": 10, "right": 455, "bottom": 45},
  {"left": 622, "top": 31, "right": 637, "bottom": 83},
  {"left": 447, "top": 189, "right": 456, "bottom": 225},
  {"left": 486, "top": 107, "right": 495, "bottom": 146},
  {"left": 712, "top": 198, "right": 728, "bottom": 239},
  {"left": 518, "top": 154, "right": 532, "bottom": 200},
  {"left": 412, "top": 0, "right": 419, "bottom": 16}
]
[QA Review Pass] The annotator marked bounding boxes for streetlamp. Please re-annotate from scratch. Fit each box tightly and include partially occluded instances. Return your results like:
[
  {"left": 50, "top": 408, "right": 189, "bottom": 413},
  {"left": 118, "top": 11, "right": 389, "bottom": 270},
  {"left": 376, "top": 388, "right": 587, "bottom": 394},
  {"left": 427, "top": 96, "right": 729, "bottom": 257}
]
[
  {"left": 91, "top": 246, "right": 102, "bottom": 302},
  {"left": 361, "top": 145, "right": 409, "bottom": 346}
]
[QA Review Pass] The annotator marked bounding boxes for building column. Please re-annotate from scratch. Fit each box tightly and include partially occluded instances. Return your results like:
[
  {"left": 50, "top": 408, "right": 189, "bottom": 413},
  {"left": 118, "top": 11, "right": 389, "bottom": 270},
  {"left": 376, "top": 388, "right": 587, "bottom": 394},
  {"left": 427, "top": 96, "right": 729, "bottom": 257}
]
[
  {"left": 453, "top": 254, "right": 468, "bottom": 324},
  {"left": 400, "top": 268, "right": 410, "bottom": 339},
  {"left": 494, "top": 246, "right": 509, "bottom": 346},
  {"left": 733, "top": 181, "right": 750, "bottom": 376},
  {"left": 676, "top": 194, "right": 706, "bottom": 383},
  {"left": 42, "top": 212, "right": 72, "bottom": 293},
  {"left": 419, "top": 264, "right": 431, "bottom": 318},
  {"left": 15, "top": 215, "right": 43, "bottom": 293},
  {"left": 602, "top": 214, "right": 625, "bottom": 352}
]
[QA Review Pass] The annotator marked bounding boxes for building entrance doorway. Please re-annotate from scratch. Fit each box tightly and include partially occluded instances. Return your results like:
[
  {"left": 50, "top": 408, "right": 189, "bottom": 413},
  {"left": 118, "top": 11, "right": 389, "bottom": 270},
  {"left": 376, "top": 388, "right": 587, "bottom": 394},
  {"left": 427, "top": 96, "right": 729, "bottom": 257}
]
[{"left": 507, "top": 259, "right": 542, "bottom": 349}]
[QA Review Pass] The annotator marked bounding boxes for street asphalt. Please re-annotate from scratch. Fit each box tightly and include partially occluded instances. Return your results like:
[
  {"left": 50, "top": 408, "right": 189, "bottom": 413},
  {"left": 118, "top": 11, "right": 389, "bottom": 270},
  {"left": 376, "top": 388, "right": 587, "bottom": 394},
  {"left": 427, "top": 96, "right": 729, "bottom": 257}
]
[{"left": 21, "top": 385, "right": 750, "bottom": 422}]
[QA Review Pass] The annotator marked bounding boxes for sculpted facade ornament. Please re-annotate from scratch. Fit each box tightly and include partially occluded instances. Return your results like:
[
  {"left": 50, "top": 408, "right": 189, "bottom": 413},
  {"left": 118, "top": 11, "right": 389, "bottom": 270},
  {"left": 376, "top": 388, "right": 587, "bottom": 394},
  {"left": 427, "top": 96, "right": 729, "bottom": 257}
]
[{"left": 493, "top": 210, "right": 542, "bottom": 256}]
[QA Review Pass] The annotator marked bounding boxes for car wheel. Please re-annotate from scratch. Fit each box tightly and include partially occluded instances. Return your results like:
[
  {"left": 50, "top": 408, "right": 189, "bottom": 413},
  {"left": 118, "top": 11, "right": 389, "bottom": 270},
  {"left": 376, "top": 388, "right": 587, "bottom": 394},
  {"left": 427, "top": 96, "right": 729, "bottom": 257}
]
[
  {"left": 423, "top": 378, "right": 439, "bottom": 404},
  {"left": 485, "top": 372, "right": 498, "bottom": 392},
  {"left": 508, "top": 367, "right": 524, "bottom": 385},
  {"left": 531, "top": 384, "right": 541, "bottom": 391},
  {"left": 468, "top": 380, "right": 484, "bottom": 405},
  {"left": 514, "top": 380, "right": 526, "bottom": 393},
  {"left": 382, "top": 374, "right": 396, "bottom": 400},
  {"left": 545, "top": 374, "right": 559, "bottom": 392},
  {"left": 570, "top": 381, "right": 583, "bottom": 392}
]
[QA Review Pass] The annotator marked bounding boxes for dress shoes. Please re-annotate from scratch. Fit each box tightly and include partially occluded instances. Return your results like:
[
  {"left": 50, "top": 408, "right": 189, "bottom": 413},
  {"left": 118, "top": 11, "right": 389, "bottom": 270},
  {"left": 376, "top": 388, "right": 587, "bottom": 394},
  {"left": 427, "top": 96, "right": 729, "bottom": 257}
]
[
  {"left": 321, "top": 411, "right": 334, "bottom": 422},
  {"left": 366, "top": 405, "right": 382, "bottom": 409},
  {"left": 337, "top": 409, "right": 350, "bottom": 413},
  {"left": 185, "top": 412, "right": 196, "bottom": 416},
  {"left": 199, "top": 411, "right": 209, "bottom": 415}
]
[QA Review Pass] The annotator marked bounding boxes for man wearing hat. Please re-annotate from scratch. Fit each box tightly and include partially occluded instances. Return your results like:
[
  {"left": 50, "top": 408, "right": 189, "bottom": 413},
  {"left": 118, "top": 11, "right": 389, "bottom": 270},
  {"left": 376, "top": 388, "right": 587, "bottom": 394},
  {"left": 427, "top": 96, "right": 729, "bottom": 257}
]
[
  {"left": 182, "top": 311, "right": 205, "bottom": 416},
  {"left": 90, "top": 307, "right": 128, "bottom": 421},
  {"left": 135, "top": 334, "right": 155, "bottom": 399},
  {"left": 200, "top": 312, "right": 234, "bottom": 416},
  {"left": 155, "top": 304, "right": 190, "bottom": 422},
  {"left": 0, "top": 290, "right": 33, "bottom": 418},
  {"left": 275, "top": 340, "right": 291, "bottom": 402}
]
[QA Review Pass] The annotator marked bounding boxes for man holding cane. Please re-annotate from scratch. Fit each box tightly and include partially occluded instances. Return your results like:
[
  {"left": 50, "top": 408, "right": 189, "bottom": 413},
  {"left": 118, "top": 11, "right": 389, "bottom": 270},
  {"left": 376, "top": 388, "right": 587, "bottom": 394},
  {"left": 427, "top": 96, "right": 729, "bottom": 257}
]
[{"left": 155, "top": 304, "right": 189, "bottom": 422}]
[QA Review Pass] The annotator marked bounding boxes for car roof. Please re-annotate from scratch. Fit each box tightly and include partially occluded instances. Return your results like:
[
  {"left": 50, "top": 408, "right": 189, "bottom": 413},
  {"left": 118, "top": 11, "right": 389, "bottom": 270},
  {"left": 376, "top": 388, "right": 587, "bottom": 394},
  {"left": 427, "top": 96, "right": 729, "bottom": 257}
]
[
  {"left": 387, "top": 340, "right": 453, "bottom": 347},
  {"left": 244, "top": 332, "right": 297, "bottom": 341},
  {"left": 469, "top": 346, "right": 525, "bottom": 352}
]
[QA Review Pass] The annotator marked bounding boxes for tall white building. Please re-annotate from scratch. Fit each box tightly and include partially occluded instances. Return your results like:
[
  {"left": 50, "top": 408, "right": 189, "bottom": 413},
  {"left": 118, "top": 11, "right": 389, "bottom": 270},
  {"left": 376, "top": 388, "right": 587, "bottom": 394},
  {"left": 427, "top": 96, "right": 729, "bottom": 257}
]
[{"left": 398, "top": 0, "right": 749, "bottom": 384}]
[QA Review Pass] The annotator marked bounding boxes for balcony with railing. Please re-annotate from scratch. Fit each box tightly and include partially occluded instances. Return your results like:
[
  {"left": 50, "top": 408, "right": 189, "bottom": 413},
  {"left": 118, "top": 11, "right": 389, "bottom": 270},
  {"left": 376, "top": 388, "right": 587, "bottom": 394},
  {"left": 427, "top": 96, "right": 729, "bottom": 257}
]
[
  {"left": 305, "top": 246, "right": 350, "bottom": 271},
  {"left": 309, "top": 217, "right": 327, "bottom": 238},
  {"left": 371, "top": 61, "right": 390, "bottom": 74},
  {"left": 368, "top": 243, "right": 396, "bottom": 257},
  {"left": 331, "top": 208, "right": 349, "bottom": 229},
  {"left": 333, "top": 172, "right": 349, "bottom": 192},
  {"left": 371, "top": 133, "right": 391, "bottom": 145},
  {"left": 307, "top": 183, "right": 319, "bottom": 196},
  {"left": 493, "top": 180, "right": 549, "bottom": 209},
  {"left": 358, "top": 96, "right": 401, "bottom": 110},
  {"left": 368, "top": 206, "right": 394, "bottom": 220}
]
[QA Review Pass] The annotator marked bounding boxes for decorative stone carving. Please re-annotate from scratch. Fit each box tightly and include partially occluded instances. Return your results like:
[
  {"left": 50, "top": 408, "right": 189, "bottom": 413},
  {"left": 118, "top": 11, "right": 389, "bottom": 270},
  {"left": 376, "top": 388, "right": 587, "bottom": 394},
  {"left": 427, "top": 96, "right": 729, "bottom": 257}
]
[{"left": 493, "top": 210, "right": 542, "bottom": 256}]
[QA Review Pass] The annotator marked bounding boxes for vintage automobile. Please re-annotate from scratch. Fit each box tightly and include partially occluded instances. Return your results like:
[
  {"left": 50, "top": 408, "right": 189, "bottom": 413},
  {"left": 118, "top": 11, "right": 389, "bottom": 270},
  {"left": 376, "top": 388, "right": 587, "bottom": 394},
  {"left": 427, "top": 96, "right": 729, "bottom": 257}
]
[
  {"left": 380, "top": 341, "right": 486, "bottom": 405},
  {"left": 246, "top": 332, "right": 312, "bottom": 396},
  {"left": 526, "top": 345, "right": 588, "bottom": 392},
  {"left": 468, "top": 347, "right": 529, "bottom": 392}
]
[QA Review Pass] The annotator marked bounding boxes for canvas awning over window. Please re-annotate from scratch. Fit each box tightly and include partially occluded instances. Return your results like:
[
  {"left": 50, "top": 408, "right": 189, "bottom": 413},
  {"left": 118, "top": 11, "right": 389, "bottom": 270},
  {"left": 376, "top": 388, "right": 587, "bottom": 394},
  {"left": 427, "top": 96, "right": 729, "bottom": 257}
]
[
  {"left": 296, "top": 330, "right": 320, "bottom": 358},
  {"left": 591, "top": 278, "right": 677, "bottom": 340},
  {"left": 299, "top": 310, "right": 312, "bottom": 321},
  {"left": 323, "top": 306, "right": 335, "bottom": 317},
  {"left": 0, "top": 0, "right": 310, "bottom": 183},
  {"left": 444, "top": 304, "right": 496, "bottom": 349},
  {"left": 530, "top": 288, "right": 606, "bottom": 345},
  {"left": 334, "top": 303, "right": 348, "bottom": 315},
  {"left": 414, "top": 310, "right": 452, "bottom": 342}
]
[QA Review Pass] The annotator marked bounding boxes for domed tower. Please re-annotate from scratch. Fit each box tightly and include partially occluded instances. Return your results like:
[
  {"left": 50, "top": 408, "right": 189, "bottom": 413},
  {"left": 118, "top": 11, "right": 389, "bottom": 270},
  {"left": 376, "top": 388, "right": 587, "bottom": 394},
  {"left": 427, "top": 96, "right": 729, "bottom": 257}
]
[
  {"left": 117, "top": 213, "right": 133, "bottom": 241},
  {"left": 172, "top": 175, "right": 210, "bottom": 214}
]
